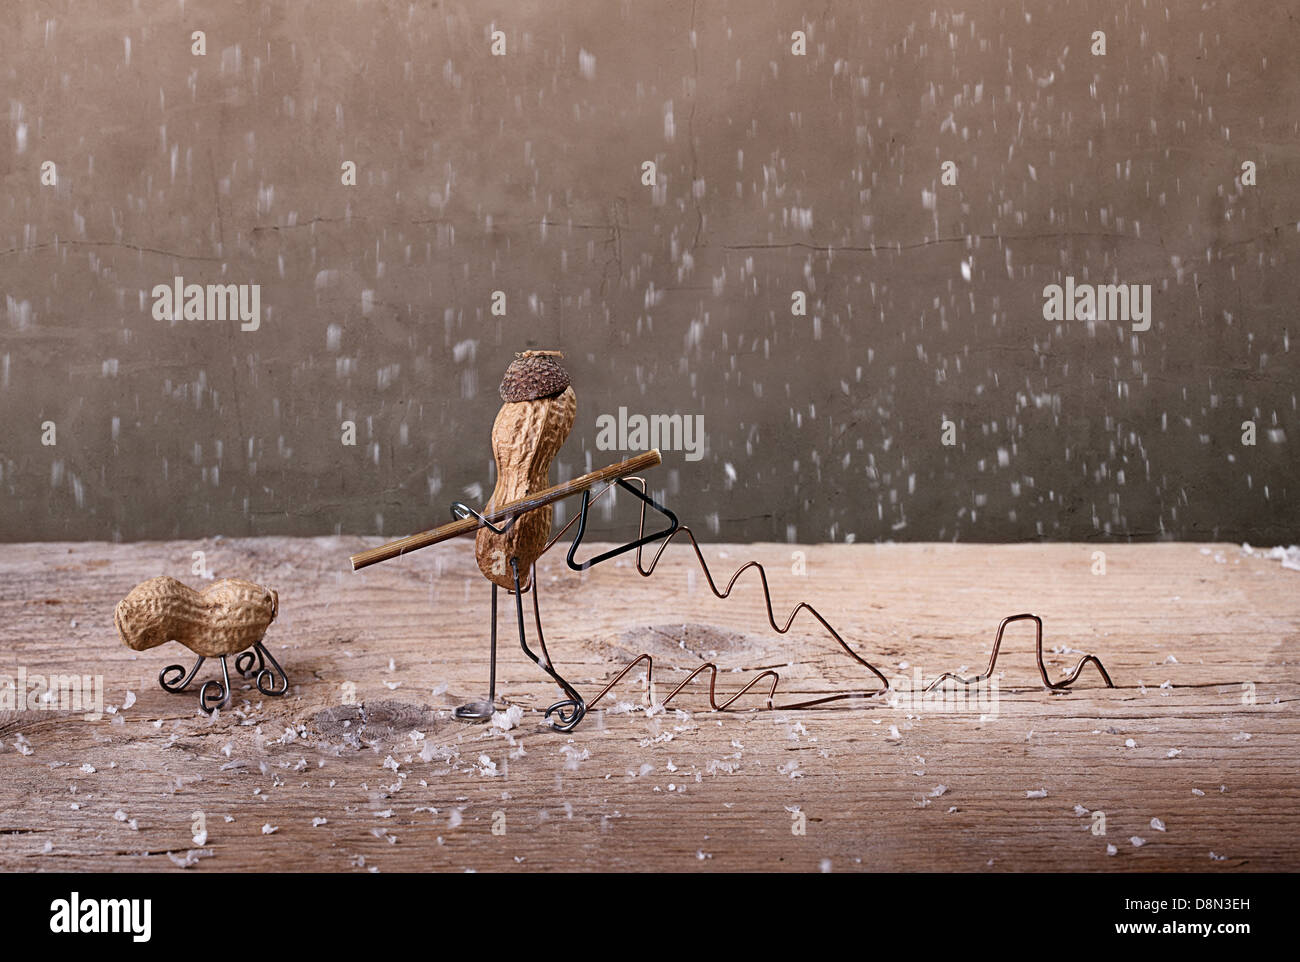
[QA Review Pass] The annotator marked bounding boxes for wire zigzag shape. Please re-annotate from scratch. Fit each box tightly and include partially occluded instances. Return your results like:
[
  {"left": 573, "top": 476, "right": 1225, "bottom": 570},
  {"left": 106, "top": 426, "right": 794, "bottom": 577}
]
[
  {"left": 533, "top": 479, "right": 1114, "bottom": 716},
  {"left": 922, "top": 613, "right": 1114, "bottom": 692},
  {"left": 538, "top": 477, "right": 890, "bottom": 713}
]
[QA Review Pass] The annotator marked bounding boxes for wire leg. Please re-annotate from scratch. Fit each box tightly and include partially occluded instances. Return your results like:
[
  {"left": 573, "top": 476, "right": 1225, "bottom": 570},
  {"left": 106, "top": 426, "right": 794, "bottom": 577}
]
[
  {"left": 454, "top": 583, "right": 500, "bottom": 721},
  {"left": 198, "top": 655, "right": 232, "bottom": 713},
  {"left": 159, "top": 655, "right": 205, "bottom": 693},
  {"left": 489, "top": 582, "right": 498, "bottom": 704},
  {"left": 235, "top": 646, "right": 265, "bottom": 679},
  {"left": 511, "top": 558, "right": 586, "bottom": 731},
  {"left": 250, "top": 641, "right": 289, "bottom": 696}
]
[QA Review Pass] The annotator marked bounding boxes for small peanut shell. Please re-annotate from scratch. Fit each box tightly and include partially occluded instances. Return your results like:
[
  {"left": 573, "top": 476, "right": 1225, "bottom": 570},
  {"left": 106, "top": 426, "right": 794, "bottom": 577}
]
[{"left": 114, "top": 576, "right": 279, "bottom": 657}]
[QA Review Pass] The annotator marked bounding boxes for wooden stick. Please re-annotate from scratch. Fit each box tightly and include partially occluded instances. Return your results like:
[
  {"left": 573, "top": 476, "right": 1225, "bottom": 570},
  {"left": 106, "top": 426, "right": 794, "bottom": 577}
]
[{"left": 349, "top": 449, "right": 663, "bottom": 570}]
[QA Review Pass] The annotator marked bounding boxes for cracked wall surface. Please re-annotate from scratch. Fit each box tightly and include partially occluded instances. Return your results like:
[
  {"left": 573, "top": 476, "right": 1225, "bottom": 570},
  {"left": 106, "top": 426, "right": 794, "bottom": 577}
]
[{"left": 1, "top": 0, "right": 1296, "bottom": 544}]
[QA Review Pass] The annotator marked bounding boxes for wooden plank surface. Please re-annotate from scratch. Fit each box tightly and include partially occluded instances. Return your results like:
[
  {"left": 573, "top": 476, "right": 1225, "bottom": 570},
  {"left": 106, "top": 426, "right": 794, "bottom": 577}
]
[{"left": 0, "top": 537, "right": 1295, "bottom": 872}]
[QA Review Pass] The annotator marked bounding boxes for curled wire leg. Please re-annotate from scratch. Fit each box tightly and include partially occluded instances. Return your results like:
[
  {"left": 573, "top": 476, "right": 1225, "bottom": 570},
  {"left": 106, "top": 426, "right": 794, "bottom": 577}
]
[
  {"left": 249, "top": 641, "right": 289, "bottom": 696},
  {"left": 923, "top": 613, "right": 1115, "bottom": 692},
  {"left": 510, "top": 558, "right": 587, "bottom": 731},
  {"left": 235, "top": 646, "right": 265, "bottom": 679},
  {"left": 198, "top": 655, "right": 232, "bottom": 713},
  {"left": 160, "top": 656, "right": 206, "bottom": 693}
]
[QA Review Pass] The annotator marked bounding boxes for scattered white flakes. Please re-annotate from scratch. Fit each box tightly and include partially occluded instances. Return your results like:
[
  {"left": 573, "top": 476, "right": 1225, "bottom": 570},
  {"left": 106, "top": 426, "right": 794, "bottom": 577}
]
[
  {"left": 819, "top": 858, "right": 832, "bottom": 873},
  {"left": 448, "top": 809, "right": 463, "bottom": 828},
  {"left": 777, "top": 761, "right": 803, "bottom": 779},
  {"left": 221, "top": 741, "right": 233, "bottom": 758},
  {"left": 382, "top": 755, "right": 400, "bottom": 771},
  {"left": 167, "top": 849, "right": 213, "bottom": 869},
  {"left": 80, "top": 764, "right": 95, "bottom": 774},
  {"left": 696, "top": 850, "right": 713, "bottom": 860},
  {"left": 383, "top": 681, "right": 401, "bottom": 690},
  {"left": 1130, "top": 836, "right": 1146, "bottom": 847},
  {"left": 1209, "top": 851, "right": 1227, "bottom": 861},
  {"left": 312, "top": 817, "right": 328, "bottom": 827},
  {"left": 555, "top": 744, "right": 588, "bottom": 770},
  {"left": 261, "top": 823, "right": 278, "bottom": 835},
  {"left": 1164, "top": 655, "right": 1179, "bottom": 664},
  {"left": 374, "top": 809, "right": 394, "bottom": 818},
  {"left": 1073, "top": 804, "right": 1090, "bottom": 816},
  {"left": 947, "top": 806, "right": 958, "bottom": 814},
  {"left": 1106, "top": 844, "right": 1118, "bottom": 856},
  {"left": 113, "top": 810, "right": 128, "bottom": 822},
  {"left": 1166, "top": 748, "right": 1182, "bottom": 758},
  {"left": 1026, "top": 788, "right": 1048, "bottom": 799},
  {"left": 915, "top": 797, "right": 931, "bottom": 808},
  {"left": 1124, "top": 738, "right": 1137, "bottom": 748},
  {"left": 885, "top": 724, "right": 902, "bottom": 741},
  {"left": 1231, "top": 732, "right": 1251, "bottom": 742},
  {"left": 122, "top": 690, "right": 136, "bottom": 709},
  {"left": 491, "top": 705, "right": 524, "bottom": 730},
  {"left": 192, "top": 829, "right": 208, "bottom": 846},
  {"left": 477, "top": 754, "right": 499, "bottom": 777},
  {"left": 666, "top": 760, "right": 678, "bottom": 773},
  {"left": 929, "top": 785, "right": 948, "bottom": 798},
  {"left": 1192, "top": 788, "right": 1206, "bottom": 797},
  {"left": 1150, "top": 817, "right": 1166, "bottom": 832}
]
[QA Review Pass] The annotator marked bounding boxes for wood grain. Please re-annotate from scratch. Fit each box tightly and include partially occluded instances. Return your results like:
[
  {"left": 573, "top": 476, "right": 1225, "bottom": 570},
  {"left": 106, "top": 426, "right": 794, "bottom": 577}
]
[{"left": 0, "top": 538, "right": 1295, "bottom": 872}]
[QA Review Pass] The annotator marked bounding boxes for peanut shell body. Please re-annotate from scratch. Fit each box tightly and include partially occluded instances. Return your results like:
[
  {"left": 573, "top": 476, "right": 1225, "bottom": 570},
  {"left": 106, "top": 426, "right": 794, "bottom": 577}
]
[
  {"left": 114, "top": 576, "right": 279, "bottom": 657},
  {"left": 475, "top": 385, "right": 576, "bottom": 589}
]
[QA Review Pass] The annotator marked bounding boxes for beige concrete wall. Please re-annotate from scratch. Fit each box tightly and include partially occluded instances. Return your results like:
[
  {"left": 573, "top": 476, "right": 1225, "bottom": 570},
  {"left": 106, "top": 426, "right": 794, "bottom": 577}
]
[{"left": 1, "top": 0, "right": 1296, "bottom": 543}]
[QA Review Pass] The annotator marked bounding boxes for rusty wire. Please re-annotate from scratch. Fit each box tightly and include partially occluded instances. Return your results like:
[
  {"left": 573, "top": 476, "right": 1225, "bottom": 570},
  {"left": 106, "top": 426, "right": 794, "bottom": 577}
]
[
  {"left": 529, "top": 479, "right": 1114, "bottom": 716},
  {"left": 529, "top": 476, "right": 891, "bottom": 713},
  {"left": 923, "top": 612, "right": 1115, "bottom": 692}
]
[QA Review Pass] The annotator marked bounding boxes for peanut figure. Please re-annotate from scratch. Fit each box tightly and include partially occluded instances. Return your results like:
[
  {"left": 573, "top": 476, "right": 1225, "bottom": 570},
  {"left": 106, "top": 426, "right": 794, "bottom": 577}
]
[
  {"left": 453, "top": 351, "right": 587, "bottom": 728},
  {"left": 114, "top": 576, "right": 289, "bottom": 712}
]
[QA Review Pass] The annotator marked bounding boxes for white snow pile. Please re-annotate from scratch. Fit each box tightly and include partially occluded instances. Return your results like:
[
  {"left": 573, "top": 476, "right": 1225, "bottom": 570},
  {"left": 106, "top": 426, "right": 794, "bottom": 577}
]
[
  {"left": 1241, "top": 544, "right": 1300, "bottom": 572},
  {"left": 491, "top": 705, "right": 524, "bottom": 731}
]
